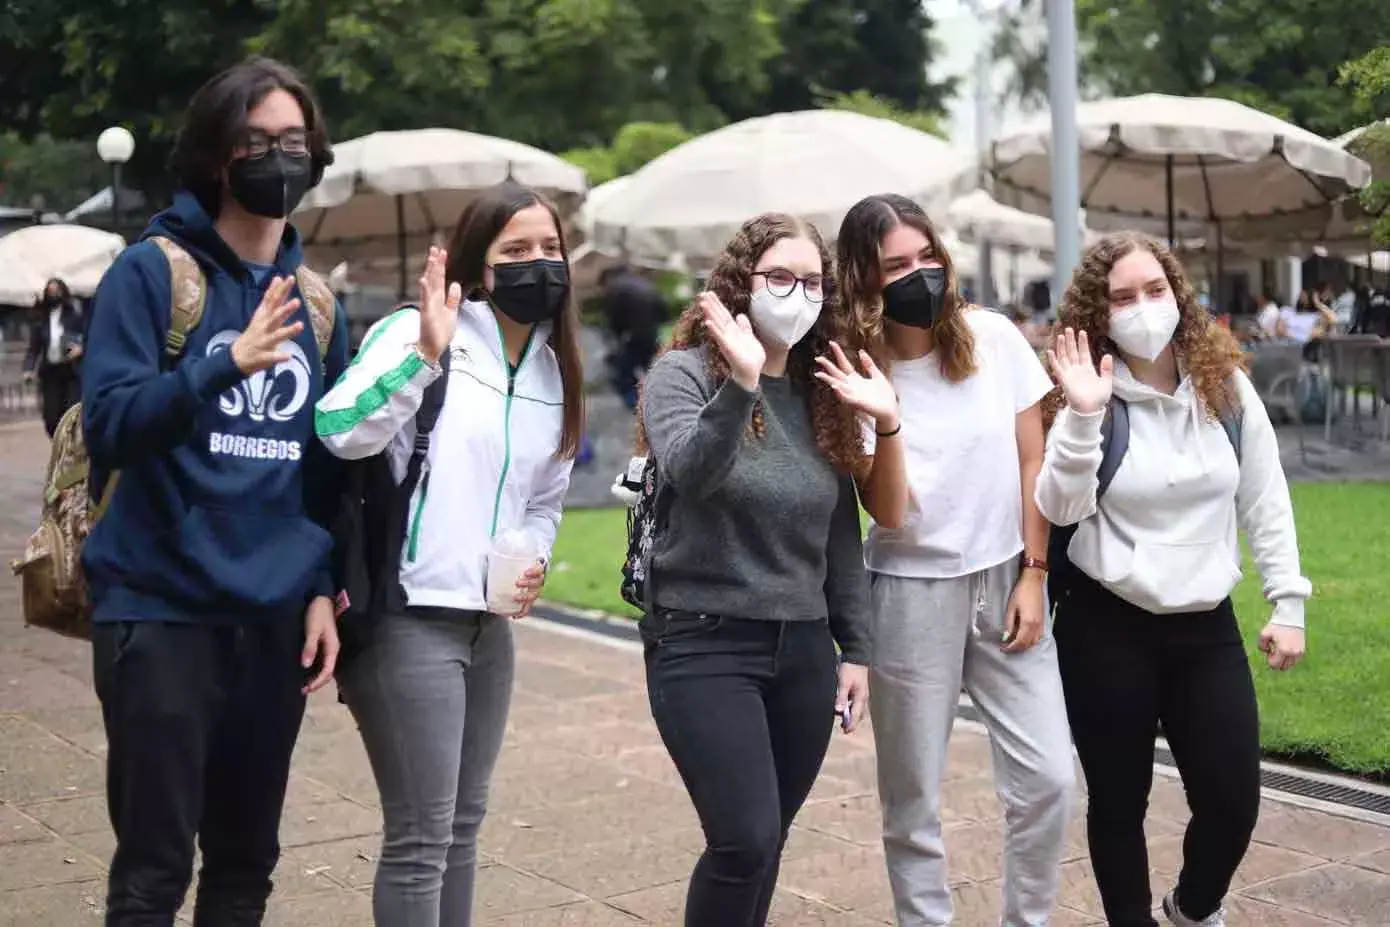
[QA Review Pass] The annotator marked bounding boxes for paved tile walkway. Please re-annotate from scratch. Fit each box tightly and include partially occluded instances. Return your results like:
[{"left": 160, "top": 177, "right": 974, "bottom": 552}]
[{"left": 1, "top": 419, "right": 1388, "bottom": 925}]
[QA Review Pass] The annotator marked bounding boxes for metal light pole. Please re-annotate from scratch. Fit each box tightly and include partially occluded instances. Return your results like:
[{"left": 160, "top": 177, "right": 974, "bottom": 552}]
[
  {"left": 966, "top": 0, "right": 996, "bottom": 308},
  {"left": 96, "top": 127, "right": 135, "bottom": 232},
  {"left": 1046, "top": 0, "right": 1082, "bottom": 313}
]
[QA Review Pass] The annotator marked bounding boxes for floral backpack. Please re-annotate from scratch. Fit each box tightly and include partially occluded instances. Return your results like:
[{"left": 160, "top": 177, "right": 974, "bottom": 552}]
[{"left": 10, "top": 238, "right": 336, "bottom": 639}]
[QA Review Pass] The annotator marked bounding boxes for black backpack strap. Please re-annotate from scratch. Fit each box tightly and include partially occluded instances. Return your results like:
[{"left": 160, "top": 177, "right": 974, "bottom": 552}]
[
  {"left": 1217, "top": 377, "right": 1244, "bottom": 465},
  {"left": 1095, "top": 396, "right": 1129, "bottom": 499},
  {"left": 399, "top": 348, "right": 451, "bottom": 507}
]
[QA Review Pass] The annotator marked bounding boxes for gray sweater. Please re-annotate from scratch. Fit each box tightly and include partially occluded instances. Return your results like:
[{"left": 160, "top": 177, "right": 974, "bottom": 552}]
[{"left": 640, "top": 347, "right": 872, "bottom": 663}]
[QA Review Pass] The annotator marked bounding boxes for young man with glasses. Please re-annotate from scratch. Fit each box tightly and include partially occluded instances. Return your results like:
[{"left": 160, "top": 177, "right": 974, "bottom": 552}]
[{"left": 80, "top": 57, "right": 349, "bottom": 926}]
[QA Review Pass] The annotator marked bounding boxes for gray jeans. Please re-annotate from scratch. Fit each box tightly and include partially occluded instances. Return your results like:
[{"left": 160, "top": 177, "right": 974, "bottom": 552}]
[
  {"left": 870, "top": 561, "right": 1074, "bottom": 927},
  {"left": 340, "top": 608, "right": 515, "bottom": 927}
]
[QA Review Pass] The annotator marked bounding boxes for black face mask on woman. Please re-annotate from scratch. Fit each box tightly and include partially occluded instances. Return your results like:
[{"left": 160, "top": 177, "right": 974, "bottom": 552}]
[
  {"left": 882, "top": 266, "right": 948, "bottom": 328},
  {"left": 489, "top": 259, "right": 569, "bottom": 325}
]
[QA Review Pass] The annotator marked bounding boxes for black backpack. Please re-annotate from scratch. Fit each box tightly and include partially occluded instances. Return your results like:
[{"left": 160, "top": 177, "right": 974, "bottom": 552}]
[
  {"left": 618, "top": 455, "right": 672, "bottom": 610},
  {"left": 1046, "top": 393, "right": 1242, "bottom": 612},
  {"left": 332, "top": 342, "right": 451, "bottom": 666}
]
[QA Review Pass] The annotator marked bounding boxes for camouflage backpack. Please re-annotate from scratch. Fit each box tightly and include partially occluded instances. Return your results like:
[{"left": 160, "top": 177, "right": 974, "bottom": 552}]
[{"left": 10, "top": 237, "right": 336, "bottom": 639}]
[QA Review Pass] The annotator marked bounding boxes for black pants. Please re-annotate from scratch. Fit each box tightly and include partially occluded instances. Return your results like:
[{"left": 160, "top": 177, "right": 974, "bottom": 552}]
[
  {"left": 39, "top": 363, "right": 80, "bottom": 437},
  {"left": 1054, "top": 574, "right": 1261, "bottom": 927},
  {"left": 93, "top": 619, "right": 308, "bottom": 927},
  {"left": 640, "top": 610, "right": 838, "bottom": 927}
]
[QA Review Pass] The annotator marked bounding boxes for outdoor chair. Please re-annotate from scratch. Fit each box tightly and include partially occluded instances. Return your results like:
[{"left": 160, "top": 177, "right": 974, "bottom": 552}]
[{"left": 1247, "top": 343, "right": 1308, "bottom": 462}]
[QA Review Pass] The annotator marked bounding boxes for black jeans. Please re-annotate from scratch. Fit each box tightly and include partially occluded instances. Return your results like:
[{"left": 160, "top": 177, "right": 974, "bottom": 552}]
[
  {"left": 39, "top": 362, "right": 80, "bottom": 437},
  {"left": 1054, "top": 574, "right": 1261, "bottom": 927},
  {"left": 93, "top": 619, "right": 307, "bottom": 927},
  {"left": 640, "top": 610, "right": 839, "bottom": 927}
]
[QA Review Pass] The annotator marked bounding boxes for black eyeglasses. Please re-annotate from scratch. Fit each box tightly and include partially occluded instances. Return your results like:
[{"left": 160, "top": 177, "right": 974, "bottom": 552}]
[
  {"left": 239, "top": 128, "right": 309, "bottom": 159},
  {"left": 752, "top": 269, "right": 828, "bottom": 303}
]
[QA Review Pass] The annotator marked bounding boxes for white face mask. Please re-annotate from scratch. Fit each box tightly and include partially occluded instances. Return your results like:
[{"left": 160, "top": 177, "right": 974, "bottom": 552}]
[
  {"left": 1109, "top": 297, "right": 1180, "bottom": 362},
  {"left": 748, "top": 286, "right": 822, "bottom": 349}
]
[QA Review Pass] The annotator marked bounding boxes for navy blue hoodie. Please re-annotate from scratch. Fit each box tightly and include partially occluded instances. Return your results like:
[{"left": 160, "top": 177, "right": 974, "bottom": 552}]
[{"left": 81, "top": 192, "right": 349, "bottom": 624}]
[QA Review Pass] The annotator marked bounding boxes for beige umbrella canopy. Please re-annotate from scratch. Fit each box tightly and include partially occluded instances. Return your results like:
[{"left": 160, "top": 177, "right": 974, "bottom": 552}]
[
  {"left": 0, "top": 224, "right": 126, "bottom": 307},
  {"left": 589, "top": 110, "right": 976, "bottom": 267},
  {"left": 990, "top": 94, "right": 1372, "bottom": 243},
  {"left": 294, "top": 128, "right": 588, "bottom": 296},
  {"left": 946, "top": 188, "right": 1096, "bottom": 253}
]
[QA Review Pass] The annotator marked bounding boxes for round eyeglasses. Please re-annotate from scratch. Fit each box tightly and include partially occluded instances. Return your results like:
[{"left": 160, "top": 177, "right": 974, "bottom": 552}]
[{"left": 752, "top": 269, "right": 828, "bottom": 303}]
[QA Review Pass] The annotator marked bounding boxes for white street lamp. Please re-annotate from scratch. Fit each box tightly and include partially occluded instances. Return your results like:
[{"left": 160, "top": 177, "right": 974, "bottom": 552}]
[{"left": 97, "top": 126, "right": 135, "bottom": 230}]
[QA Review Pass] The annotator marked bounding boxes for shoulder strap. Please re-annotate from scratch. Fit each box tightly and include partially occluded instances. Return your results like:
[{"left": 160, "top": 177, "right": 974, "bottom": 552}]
[
  {"left": 295, "top": 265, "right": 337, "bottom": 362},
  {"left": 1095, "top": 396, "right": 1129, "bottom": 500},
  {"left": 1217, "top": 376, "right": 1243, "bottom": 464},
  {"left": 415, "top": 347, "right": 451, "bottom": 439},
  {"left": 148, "top": 236, "right": 207, "bottom": 360}
]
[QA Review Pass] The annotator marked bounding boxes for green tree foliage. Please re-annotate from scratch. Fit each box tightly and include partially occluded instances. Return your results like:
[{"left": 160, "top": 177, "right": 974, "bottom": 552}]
[
  {"left": 994, "top": 0, "right": 1390, "bottom": 136},
  {"left": 820, "top": 89, "right": 946, "bottom": 138},
  {"left": 0, "top": 133, "right": 110, "bottom": 213},
  {"left": 1340, "top": 48, "right": 1390, "bottom": 246}
]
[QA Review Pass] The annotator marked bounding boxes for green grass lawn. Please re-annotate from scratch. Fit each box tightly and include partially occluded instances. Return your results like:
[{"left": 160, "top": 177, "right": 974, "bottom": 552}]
[{"left": 545, "top": 483, "right": 1390, "bottom": 776}]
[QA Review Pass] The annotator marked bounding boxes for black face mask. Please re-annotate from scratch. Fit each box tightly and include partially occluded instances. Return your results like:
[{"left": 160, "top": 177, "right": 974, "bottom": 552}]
[
  {"left": 488, "top": 259, "right": 569, "bottom": 325},
  {"left": 43, "top": 294, "right": 60, "bottom": 307},
  {"left": 227, "top": 150, "right": 313, "bottom": 219},
  {"left": 882, "top": 267, "right": 948, "bottom": 328}
]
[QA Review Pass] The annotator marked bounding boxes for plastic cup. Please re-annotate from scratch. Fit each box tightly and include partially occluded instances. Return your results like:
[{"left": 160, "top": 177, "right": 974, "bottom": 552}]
[{"left": 486, "top": 552, "right": 539, "bottom": 615}]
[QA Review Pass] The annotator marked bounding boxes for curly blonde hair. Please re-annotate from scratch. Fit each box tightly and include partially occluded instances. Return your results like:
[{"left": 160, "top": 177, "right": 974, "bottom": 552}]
[
  {"left": 635, "top": 213, "right": 867, "bottom": 477},
  {"left": 836, "top": 193, "right": 976, "bottom": 381},
  {"left": 1040, "top": 231, "right": 1246, "bottom": 429}
]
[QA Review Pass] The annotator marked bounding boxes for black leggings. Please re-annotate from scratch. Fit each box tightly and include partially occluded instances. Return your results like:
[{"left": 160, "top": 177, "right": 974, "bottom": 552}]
[
  {"left": 640, "top": 610, "right": 838, "bottom": 927},
  {"left": 1054, "top": 574, "right": 1261, "bottom": 927}
]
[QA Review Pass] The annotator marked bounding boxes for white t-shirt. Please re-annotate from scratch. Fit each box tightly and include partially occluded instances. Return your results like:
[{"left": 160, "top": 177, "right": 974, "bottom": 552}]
[
  {"left": 47, "top": 308, "right": 64, "bottom": 365},
  {"left": 864, "top": 309, "right": 1054, "bottom": 579},
  {"left": 1257, "top": 302, "right": 1281, "bottom": 336}
]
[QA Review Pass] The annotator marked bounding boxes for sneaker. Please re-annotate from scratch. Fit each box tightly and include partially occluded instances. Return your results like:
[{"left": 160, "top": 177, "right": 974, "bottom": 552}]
[{"left": 1162, "top": 889, "right": 1226, "bottom": 927}]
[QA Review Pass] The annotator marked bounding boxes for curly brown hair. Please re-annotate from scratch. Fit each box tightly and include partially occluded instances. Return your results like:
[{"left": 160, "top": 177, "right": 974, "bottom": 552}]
[
  {"left": 1040, "top": 231, "right": 1246, "bottom": 429},
  {"left": 635, "top": 213, "right": 867, "bottom": 477},
  {"left": 836, "top": 193, "right": 976, "bottom": 381}
]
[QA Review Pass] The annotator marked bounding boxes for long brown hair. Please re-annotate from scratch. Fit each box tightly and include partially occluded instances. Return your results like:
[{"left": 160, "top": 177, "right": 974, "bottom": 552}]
[
  {"left": 1041, "top": 231, "right": 1246, "bottom": 428},
  {"left": 445, "top": 182, "right": 585, "bottom": 459},
  {"left": 636, "top": 213, "right": 867, "bottom": 476},
  {"left": 836, "top": 193, "right": 976, "bottom": 381}
]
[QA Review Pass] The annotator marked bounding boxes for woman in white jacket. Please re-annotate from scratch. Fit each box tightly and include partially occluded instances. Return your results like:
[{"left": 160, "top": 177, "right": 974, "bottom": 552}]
[
  {"left": 1037, "top": 232, "right": 1309, "bottom": 927},
  {"left": 314, "top": 182, "right": 584, "bottom": 927}
]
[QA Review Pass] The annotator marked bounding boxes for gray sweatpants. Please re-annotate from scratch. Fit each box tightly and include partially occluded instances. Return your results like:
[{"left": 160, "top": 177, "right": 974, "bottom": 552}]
[
  {"left": 870, "top": 559, "right": 1073, "bottom": 927},
  {"left": 339, "top": 608, "right": 515, "bottom": 927}
]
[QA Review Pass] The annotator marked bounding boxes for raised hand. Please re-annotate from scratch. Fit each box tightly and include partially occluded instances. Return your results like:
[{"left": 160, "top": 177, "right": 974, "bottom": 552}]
[
  {"left": 815, "top": 342, "right": 899, "bottom": 430},
  {"left": 418, "top": 245, "right": 464, "bottom": 364},
  {"left": 232, "top": 276, "right": 304, "bottom": 375},
  {"left": 1047, "top": 327, "right": 1113, "bottom": 415},
  {"left": 699, "top": 291, "right": 765, "bottom": 390}
]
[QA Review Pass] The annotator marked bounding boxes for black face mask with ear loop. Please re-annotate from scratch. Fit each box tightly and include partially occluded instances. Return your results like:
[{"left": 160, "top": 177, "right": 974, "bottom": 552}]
[
  {"left": 488, "top": 259, "right": 570, "bottom": 325},
  {"left": 227, "top": 150, "right": 314, "bottom": 219},
  {"left": 882, "top": 267, "right": 948, "bottom": 328}
]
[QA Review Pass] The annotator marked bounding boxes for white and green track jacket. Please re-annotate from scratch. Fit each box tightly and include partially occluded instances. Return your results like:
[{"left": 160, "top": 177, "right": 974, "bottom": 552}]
[{"left": 314, "top": 300, "right": 573, "bottom": 612}]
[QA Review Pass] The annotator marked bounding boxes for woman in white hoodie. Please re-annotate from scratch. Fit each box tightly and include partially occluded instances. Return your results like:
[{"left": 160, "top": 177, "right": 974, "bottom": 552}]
[
  {"left": 1037, "top": 232, "right": 1309, "bottom": 927},
  {"left": 314, "top": 182, "right": 584, "bottom": 926}
]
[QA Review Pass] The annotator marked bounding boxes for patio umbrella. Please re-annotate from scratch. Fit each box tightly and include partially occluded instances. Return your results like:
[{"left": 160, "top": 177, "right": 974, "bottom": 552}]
[
  {"left": 990, "top": 94, "right": 1372, "bottom": 300},
  {"left": 588, "top": 110, "right": 976, "bottom": 267},
  {"left": 0, "top": 224, "right": 126, "bottom": 307},
  {"left": 294, "top": 128, "right": 588, "bottom": 297}
]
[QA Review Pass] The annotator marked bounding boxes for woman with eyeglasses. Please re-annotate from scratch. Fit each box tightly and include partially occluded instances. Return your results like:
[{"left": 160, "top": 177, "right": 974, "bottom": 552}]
[
  {"left": 836, "top": 194, "right": 1074, "bottom": 927},
  {"left": 635, "top": 212, "right": 905, "bottom": 926}
]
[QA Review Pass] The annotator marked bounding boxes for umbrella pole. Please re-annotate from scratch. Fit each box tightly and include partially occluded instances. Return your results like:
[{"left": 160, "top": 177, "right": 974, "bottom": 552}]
[
  {"left": 396, "top": 195, "right": 407, "bottom": 301},
  {"left": 1166, "top": 155, "right": 1175, "bottom": 247},
  {"left": 1215, "top": 220, "right": 1225, "bottom": 315}
]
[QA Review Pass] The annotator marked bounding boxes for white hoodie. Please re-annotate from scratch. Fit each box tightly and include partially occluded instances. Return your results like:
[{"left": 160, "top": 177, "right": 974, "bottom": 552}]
[
  {"left": 1035, "top": 363, "right": 1310, "bottom": 628},
  {"left": 315, "top": 300, "right": 574, "bottom": 612}
]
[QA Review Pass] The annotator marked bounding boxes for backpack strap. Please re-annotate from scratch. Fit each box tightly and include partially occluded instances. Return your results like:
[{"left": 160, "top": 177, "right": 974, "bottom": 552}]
[
  {"left": 1095, "top": 396, "right": 1129, "bottom": 500},
  {"left": 1217, "top": 376, "right": 1244, "bottom": 465},
  {"left": 148, "top": 236, "right": 207, "bottom": 361},
  {"left": 295, "top": 264, "right": 337, "bottom": 363}
]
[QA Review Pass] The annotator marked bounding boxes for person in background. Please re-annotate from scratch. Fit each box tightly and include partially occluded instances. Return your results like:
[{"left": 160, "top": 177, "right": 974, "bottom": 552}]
[
  {"left": 80, "top": 57, "right": 348, "bottom": 926},
  {"left": 1038, "top": 231, "right": 1308, "bottom": 927},
  {"left": 601, "top": 263, "right": 664, "bottom": 410},
  {"left": 316, "top": 182, "right": 583, "bottom": 927},
  {"left": 635, "top": 212, "right": 899, "bottom": 926},
  {"left": 23, "top": 277, "right": 85, "bottom": 436},
  {"left": 1255, "top": 291, "right": 1282, "bottom": 339},
  {"left": 835, "top": 194, "right": 1073, "bottom": 927}
]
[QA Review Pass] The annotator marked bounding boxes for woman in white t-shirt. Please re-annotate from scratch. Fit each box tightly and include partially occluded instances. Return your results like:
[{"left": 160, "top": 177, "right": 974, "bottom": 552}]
[{"left": 836, "top": 194, "right": 1073, "bottom": 927}]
